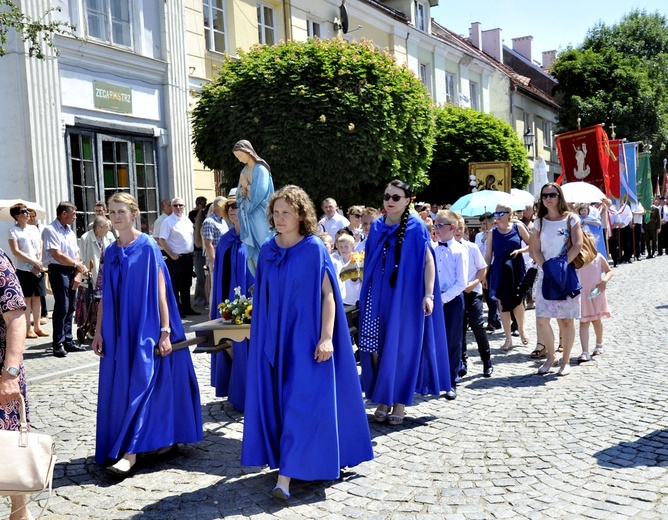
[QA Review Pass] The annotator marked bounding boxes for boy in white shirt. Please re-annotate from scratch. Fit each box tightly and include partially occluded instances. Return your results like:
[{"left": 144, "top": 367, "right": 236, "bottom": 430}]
[
  {"left": 434, "top": 210, "right": 468, "bottom": 399},
  {"left": 455, "top": 217, "right": 493, "bottom": 378},
  {"left": 333, "top": 233, "right": 362, "bottom": 306}
]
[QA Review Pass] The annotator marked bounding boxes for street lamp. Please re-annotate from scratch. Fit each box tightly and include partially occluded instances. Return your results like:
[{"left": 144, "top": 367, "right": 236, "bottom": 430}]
[{"left": 523, "top": 128, "right": 535, "bottom": 154}]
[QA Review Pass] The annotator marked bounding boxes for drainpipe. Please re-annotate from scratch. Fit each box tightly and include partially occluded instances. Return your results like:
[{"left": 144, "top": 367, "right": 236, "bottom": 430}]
[
  {"left": 283, "top": 0, "right": 292, "bottom": 41},
  {"left": 510, "top": 81, "right": 518, "bottom": 134}
]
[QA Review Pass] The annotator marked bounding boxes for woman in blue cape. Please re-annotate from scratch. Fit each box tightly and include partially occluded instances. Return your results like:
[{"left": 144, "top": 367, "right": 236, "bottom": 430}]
[
  {"left": 241, "top": 185, "right": 373, "bottom": 500},
  {"left": 359, "top": 180, "right": 451, "bottom": 426},
  {"left": 233, "top": 140, "right": 274, "bottom": 276},
  {"left": 209, "top": 194, "right": 254, "bottom": 410},
  {"left": 92, "top": 193, "right": 203, "bottom": 477}
]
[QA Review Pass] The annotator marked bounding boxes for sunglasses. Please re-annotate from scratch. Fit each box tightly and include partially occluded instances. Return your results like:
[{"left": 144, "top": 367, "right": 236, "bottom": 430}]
[
  {"left": 172, "top": 204, "right": 184, "bottom": 208},
  {"left": 227, "top": 203, "right": 238, "bottom": 210},
  {"left": 383, "top": 194, "right": 404, "bottom": 202},
  {"left": 433, "top": 222, "right": 451, "bottom": 230},
  {"left": 493, "top": 211, "right": 507, "bottom": 217},
  {"left": 350, "top": 213, "right": 362, "bottom": 218},
  {"left": 19, "top": 209, "right": 29, "bottom": 215},
  {"left": 541, "top": 192, "right": 558, "bottom": 199}
]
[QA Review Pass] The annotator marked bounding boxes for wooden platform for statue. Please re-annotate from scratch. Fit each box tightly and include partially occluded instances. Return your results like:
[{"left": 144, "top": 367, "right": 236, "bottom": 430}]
[{"left": 169, "top": 306, "right": 359, "bottom": 355}]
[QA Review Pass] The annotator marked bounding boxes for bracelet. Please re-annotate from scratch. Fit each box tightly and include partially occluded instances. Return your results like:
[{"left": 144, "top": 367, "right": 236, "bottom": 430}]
[{"left": 424, "top": 294, "right": 434, "bottom": 300}]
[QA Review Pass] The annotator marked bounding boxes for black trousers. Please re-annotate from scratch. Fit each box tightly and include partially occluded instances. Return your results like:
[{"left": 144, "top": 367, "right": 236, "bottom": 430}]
[
  {"left": 443, "top": 294, "right": 464, "bottom": 385},
  {"left": 48, "top": 264, "right": 76, "bottom": 346},
  {"left": 166, "top": 254, "right": 194, "bottom": 312},
  {"left": 462, "top": 292, "right": 491, "bottom": 365}
]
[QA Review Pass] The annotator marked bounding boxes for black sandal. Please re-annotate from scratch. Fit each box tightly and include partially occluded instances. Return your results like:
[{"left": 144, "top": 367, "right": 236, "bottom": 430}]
[{"left": 530, "top": 343, "right": 547, "bottom": 358}]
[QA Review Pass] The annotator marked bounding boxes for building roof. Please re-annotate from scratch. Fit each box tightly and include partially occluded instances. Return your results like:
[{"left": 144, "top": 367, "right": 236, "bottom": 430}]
[{"left": 431, "top": 21, "right": 561, "bottom": 110}]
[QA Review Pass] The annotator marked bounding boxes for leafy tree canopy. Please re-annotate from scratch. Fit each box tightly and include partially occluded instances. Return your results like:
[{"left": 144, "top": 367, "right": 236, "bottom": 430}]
[
  {"left": 551, "top": 9, "right": 668, "bottom": 172},
  {"left": 418, "top": 105, "right": 531, "bottom": 204},
  {"left": 0, "top": 1, "right": 74, "bottom": 59},
  {"left": 191, "top": 38, "right": 436, "bottom": 209}
]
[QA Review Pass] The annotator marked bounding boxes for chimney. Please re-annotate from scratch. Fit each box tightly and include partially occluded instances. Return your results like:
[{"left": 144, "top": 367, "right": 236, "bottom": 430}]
[
  {"left": 512, "top": 36, "right": 533, "bottom": 62},
  {"left": 542, "top": 50, "right": 557, "bottom": 70},
  {"left": 469, "top": 22, "right": 482, "bottom": 50},
  {"left": 481, "top": 28, "right": 503, "bottom": 63}
]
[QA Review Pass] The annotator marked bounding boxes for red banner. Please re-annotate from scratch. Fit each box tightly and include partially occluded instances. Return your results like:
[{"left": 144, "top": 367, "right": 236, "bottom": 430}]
[
  {"left": 607, "top": 139, "right": 622, "bottom": 199},
  {"left": 556, "top": 124, "right": 612, "bottom": 196}
]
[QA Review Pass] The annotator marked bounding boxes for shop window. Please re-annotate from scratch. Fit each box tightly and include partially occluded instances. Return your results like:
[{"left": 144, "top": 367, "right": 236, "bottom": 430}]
[{"left": 67, "top": 129, "right": 158, "bottom": 236}]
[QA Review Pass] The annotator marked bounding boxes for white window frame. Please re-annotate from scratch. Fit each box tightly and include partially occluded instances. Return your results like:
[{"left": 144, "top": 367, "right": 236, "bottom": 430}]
[
  {"left": 414, "top": 0, "right": 428, "bottom": 32},
  {"left": 85, "top": 0, "right": 133, "bottom": 48},
  {"left": 542, "top": 120, "right": 552, "bottom": 148},
  {"left": 469, "top": 81, "right": 479, "bottom": 110},
  {"left": 203, "top": 0, "right": 227, "bottom": 53},
  {"left": 418, "top": 62, "right": 431, "bottom": 94},
  {"left": 257, "top": 3, "right": 276, "bottom": 45},
  {"left": 307, "top": 19, "right": 320, "bottom": 39},
  {"left": 445, "top": 72, "right": 456, "bottom": 104}
]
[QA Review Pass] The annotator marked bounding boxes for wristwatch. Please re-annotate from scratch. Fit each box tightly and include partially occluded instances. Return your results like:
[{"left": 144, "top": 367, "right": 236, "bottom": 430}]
[
  {"left": 160, "top": 327, "right": 171, "bottom": 334},
  {"left": 2, "top": 366, "right": 19, "bottom": 377},
  {"left": 424, "top": 294, "right": 434, "bottom": 300}
]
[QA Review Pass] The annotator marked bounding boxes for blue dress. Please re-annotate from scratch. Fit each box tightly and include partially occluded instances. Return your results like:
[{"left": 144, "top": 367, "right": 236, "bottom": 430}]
[
  {"left": 488, "top": 224, "right": 526, "bottom": 312},
  {"left": 241, "top": 235, "right": 373, "bottom": 480},
  {"left": 209, "top": 228, "right": 254, "bottom": 411},
  {"left": 237, "top": 163, "right": 274, "bottom": 276},
  {"left": 359, "top": 214, "right": 451, "bottom": 406},
  {"left": 580, "top": 215, "right": 607, "bottom": 259},
  {"left": 95, "top": 234, "right": 203, "bottom": 464}
]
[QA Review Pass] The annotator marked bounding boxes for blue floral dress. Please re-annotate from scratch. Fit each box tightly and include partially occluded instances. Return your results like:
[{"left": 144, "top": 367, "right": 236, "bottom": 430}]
[
  {"left": 535, "top": 215, "right": 581, "bottom": 319},
  {"left": 0, "top": 249, "right": 29, "bottom": 431}
]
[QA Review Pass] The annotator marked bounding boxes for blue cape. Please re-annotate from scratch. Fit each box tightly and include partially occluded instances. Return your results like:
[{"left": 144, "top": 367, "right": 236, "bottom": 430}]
[
  {"left": 241, "top": 235, "right": 373, "bottom": 480},
  {"left": 95, "top": 234, "right": 202, "bottom": 464},
  {"left": 541, "top": 255, "right": 582, "bottom": 301},
  {"left": 359, "top": 214, "right": 451, "bottom": 405},
  {"left": 209, "top": 228, "right": 254, "bottom": 409}
]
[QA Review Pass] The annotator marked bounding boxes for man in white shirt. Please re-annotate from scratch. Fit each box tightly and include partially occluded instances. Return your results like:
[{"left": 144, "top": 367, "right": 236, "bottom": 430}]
[
  {"left": 152, "top": 199, "right": 172, "bottom": 249},
  {"left": 42, "top": 201, "right": 88, "bottom": 357},
  {"left": 158, "top": 197, "right": 198, "bottom": 317},
  {"left": 476, "top": 213, "right": 501, "bottom": 331},
  {"left": 317, "top": 198, "right": 349, "bottom": 240}
]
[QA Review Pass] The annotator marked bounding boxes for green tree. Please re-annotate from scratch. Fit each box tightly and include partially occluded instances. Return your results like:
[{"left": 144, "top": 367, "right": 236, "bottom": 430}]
[
  {"left": 191, "top": 38, "right": 436, "bottom": 209},
  {"left": 0, "top": 1, "right": 74, "bottom": 59},
  {"left": 550, "top": 9, "right": 668, "bottom": 175},
  {"left": 419, "top": 105, "right": 531, "bottom": 204}
]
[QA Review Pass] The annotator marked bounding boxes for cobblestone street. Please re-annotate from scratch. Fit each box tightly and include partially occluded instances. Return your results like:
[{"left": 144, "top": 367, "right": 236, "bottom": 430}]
[{"left": 5, "top": 255, "right": 668, "bottom": 519}]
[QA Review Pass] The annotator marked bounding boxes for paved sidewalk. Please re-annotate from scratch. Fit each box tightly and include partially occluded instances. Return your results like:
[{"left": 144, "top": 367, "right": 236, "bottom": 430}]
[{"left": 5, "top": 256, "right": 668, "bottom": 518}]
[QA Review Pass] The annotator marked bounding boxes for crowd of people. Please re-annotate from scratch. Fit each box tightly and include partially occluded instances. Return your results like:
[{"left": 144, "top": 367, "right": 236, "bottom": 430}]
[{"left": 1, "top": 142, "right": 634, "bottom": 514}]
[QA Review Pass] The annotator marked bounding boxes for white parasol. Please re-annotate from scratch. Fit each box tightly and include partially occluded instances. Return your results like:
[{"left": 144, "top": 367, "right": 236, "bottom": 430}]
[
  {"left": 0, "top": 199, "right": 47, "bottom": 221},
  {"left": 560, "top": 182, "right": 606, "bottom": 204}
]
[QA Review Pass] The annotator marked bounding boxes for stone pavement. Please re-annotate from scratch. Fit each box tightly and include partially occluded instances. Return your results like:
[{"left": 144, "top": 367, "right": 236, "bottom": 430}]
[{"left": 4, "top": 256, "right": 668, "bottom": 519}]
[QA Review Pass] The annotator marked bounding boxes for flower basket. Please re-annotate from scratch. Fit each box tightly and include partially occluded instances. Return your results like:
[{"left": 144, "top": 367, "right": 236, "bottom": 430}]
[
  {"left": 339, "top": 251, "right": 364, "bottom": 282},
  {"left": 217, "top": 286, "right": 253, "bottom": 325}
]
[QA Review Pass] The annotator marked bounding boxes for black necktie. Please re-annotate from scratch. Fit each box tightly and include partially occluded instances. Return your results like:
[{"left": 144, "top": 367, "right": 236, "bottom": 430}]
[{"left": 438, "top": 242, "right": 448, "bottom": 247}]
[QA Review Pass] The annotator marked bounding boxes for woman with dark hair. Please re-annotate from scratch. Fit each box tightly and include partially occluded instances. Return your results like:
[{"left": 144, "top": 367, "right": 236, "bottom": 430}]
[
  {"left": 358, "top": 180, "right": 451, "bottom": 425},
  {"left": 233, "top": 140, "right": 275, "bottom": 276},
  {"left": 242, "top": 185, "right": 372, "bottom": 500},
  {"left": 209, "top": 193, "right": 254, "bottom": 411},
  {"left": 530, "top": 182, "right": 583, "bottom": 376},
  {"left": 7, "top": 203, "right": 47, "bottom": 338}
]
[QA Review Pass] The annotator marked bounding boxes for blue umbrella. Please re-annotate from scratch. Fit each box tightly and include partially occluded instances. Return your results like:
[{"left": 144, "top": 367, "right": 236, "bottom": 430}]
[{"left": 450, "top": 190, "right": 525, "bottom": 217}]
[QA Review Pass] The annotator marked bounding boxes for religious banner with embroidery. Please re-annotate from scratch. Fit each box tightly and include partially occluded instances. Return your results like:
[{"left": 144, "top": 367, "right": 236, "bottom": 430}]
[{"left": 555, "top": 124, "right": 612, "bottom": 195}]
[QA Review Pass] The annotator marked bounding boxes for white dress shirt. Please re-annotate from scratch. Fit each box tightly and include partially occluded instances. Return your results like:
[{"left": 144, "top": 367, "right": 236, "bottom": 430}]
[
  {"left": 459, "top": 239, "right": 487, "bottom": 295},
  {"left": 434, "top": 237, "right": 468, "bottom": 304}
]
